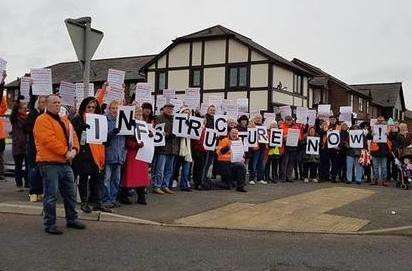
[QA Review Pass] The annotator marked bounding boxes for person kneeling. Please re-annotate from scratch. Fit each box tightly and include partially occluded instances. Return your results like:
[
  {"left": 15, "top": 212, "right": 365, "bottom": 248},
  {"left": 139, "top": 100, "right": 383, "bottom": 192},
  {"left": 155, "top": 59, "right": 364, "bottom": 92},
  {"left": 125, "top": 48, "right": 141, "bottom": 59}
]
[{"left": 215, "top": 128, "right": 247, "bottom": 192}]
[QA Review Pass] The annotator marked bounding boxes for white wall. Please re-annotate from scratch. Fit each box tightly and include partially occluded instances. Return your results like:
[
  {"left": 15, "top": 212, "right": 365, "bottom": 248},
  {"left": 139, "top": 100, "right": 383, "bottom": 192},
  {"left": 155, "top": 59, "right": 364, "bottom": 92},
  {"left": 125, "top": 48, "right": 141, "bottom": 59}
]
[
  {"left": 192, "top": 42, "right": 202, "bottom": 66},
  {"left": 204, "top": 40, "right": 226, "bottom": 65},
  {"left": 273, "top": 91, "right": 293, "bottom": 105},
  {"left": 250, "top": 91, "right": 268, "bottom": 111},
  {"left": 168, "top": 70, "right": 189, "bottom": 90},
  {"left": 251, "top": 50, "right": 266, "bottom": 61},
  {"left": 228, "top": 39, "right": 248, "bottom": 63},
  {"left": 147, "top": 71, "right": 155, "bottom": 89},
  {"left": 273, "top": 65, "right": 294, "bottom": 92},
  {"left": 168, "top": 43, "right": 190, "bottom": 67},
  {"left": 203, "top": 67, "right": 225, "bottom": 89},
  {"left": 250, "top": 64, "right": 268, "bottom": 88}
]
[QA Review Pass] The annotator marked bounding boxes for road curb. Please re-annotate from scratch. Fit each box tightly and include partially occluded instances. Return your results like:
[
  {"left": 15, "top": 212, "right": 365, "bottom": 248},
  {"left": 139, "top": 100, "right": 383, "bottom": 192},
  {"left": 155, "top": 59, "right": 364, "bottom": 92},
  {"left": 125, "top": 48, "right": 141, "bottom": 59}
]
[{"left": 0, "top": 203, "right": 410, "bottom": 236}]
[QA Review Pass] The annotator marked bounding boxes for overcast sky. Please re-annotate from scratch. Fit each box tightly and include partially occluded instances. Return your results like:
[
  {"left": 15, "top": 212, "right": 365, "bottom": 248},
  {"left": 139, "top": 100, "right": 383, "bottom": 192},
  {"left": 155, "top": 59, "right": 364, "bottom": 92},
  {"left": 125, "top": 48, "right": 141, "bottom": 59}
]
[{"left": 1, "top": 0, "right": 411, "bottom": 108}]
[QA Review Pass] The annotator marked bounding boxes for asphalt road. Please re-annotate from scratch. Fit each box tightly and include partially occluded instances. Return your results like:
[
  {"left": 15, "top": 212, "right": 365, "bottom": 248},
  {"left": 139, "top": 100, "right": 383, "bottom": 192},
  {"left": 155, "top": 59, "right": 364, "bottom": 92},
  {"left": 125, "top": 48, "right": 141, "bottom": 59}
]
[{"left": 0, "top": 214, "right": 411, "bottom": 271}]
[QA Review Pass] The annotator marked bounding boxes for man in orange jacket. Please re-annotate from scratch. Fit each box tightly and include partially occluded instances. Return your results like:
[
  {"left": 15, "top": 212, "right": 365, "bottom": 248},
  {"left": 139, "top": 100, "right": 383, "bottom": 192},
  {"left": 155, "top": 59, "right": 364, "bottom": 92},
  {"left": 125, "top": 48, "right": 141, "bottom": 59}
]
[
  {"left": 34, "top": 94, "right": 85, "bottom": 235},
  {"left": 0, "top": 71, "right": 8, "bottom": 182}
]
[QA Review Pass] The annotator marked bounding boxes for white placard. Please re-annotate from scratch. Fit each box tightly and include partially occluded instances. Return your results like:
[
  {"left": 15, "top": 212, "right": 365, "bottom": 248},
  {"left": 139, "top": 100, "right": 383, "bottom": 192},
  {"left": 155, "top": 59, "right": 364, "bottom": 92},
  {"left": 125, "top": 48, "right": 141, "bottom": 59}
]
[
  {"left": 286, "top": 129, "right": 300, "bottom": 147},
  {"left": 263, "top": 113, "right": 276, "bottom": 128},
  {"left": 184, "top": 88, "right": 200, "bottom": 110},
  {"left": 153, "top": 123, "right": 165, "bottom": 147},
  {"left": 203, "top": 128, "right": 217, "bottom": 151},
  {"left": 318, "top": 104, "right": 331, "bottom": 119},
  {"left": 104, "top": 85, "right": 124, "bottom": 104},
  {"left": 327, "top": 130, "right": 340, "bottom": 148},
  {"left": 230, "top": 140, "right": 244, "bottom": 163},
  {"left": 116, "top": 106, "right": 135, "bottom": 135},
  {"left": 340, "top": 106, "right": 352, "bottom": 114},
  {"left": 31, "top": 68, "right": 52, "bottom": 95},
  {"left": 75, "top": 83, "right": 94, "bottom": 103},
  {"left": 135, "top": 83, "right": 152, "bottom": 105},
  {"left": 279, "top": 106, "right": 292, "bottom": 120},
  {"left": 156, "top": 95, "right": 166, "bottom": 114},
  {"left": 248, "top": 128, "right": 258, "bottom": 148},
  {"left": 296, "top": 107, "right": 308, "bottom": 124},
  {"left": 269, "top": 128, "right": 283, "bottom": 147},
  {"left": 238, "top": 131, "right": 249, "bottom": 152},
  {"left": 172, "top": 113, "right": 189, "bottom": 137},
  {"left": 256, "top": 126, "right": 269, "bottom": 143},
  {"left": 163, "top": 89, "right": 176, "bottom": 102},
  {"left": 214, "top": 114, "right": 228, "bottom": 136},
  {"left": 349, "top": 130, "right": 364, "bottom": 148},
  {"left": 136, "top": 126, "right": 154, "bottom": 164},
  {"left": 308, "top": 110, "right": 317, "bottom": 126},
  {"left": 188, "top": 116, "right": 203, "bottom": 140},
  {"left": 19, "top": 77, "right": 31, "bottom": 102},
  {"left": 306, "top": 136, "right": 320, "bottom": 155},
  {"left": 59, "top": 81, "right": 76, "bottom": 106},
  {"left": 373, "top": 125, "right": 387, "bottom": 143},
  {"left": 208, "top": 96, "right": 223, "bottom": 113},
  {"left": 107, "top": 69, "right": 125, "bottom": 89},
  {"left": 170, "top": 98, "right": 183, "bottom": 113},
  {"left": 236, "top": 98, "right": 249, "bottom": 113},
  {"left": 0, "top": 58, "right": 6, "bottom": 73},
  {"left": 85, "top": 113, "right": 108, "bottom": 144}
]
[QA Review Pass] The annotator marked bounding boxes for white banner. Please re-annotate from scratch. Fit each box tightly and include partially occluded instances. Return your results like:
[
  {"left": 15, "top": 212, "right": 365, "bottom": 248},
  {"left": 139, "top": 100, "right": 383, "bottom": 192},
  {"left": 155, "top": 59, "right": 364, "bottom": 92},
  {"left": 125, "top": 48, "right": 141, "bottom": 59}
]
[
  {"left": 327, "top": 130, "right": 340, "bottom": 148},
  {"left": 203, "top": 128, "right": 217, "bottom": 151},
  {"left": 269, "top": 128, "right": 283, "bottom": 147},
  {"left": 85, "top": 113, "right": 108, "bottom": 144},
  {"left": 31, "top": 68, "right": 52, "bottom": 95},
  {"left": 19, "top": 76, "right": 31, "bottom": 102},
  {"left": 286, "top": 129, "right": 300, "bottom": 147},
  {"left": 230, "top": 140, "right": 244, "bottom": 163},
  {"left": 116, "top": 106, "right": 135, "bottom": 136},
  {"left": 59, "top": 81, "right": 76, "bottom": 106},
  {"left": 172, "top": 113, "right": 189, "bottom": 137},
  {"left": 214, "top": 114, "right": 228, "bottom": 136},
  {"left": 306, "top": 136, "right": 320, "bottom": 155},
  {"left": 256, "top": 126, "right": 269, "bottom": 144},
  {"left": 373, "top": 125, "right": 387, "bottom": 143},
  {"left": 153, "top": 123, "right": 165, "bottom": 147}
]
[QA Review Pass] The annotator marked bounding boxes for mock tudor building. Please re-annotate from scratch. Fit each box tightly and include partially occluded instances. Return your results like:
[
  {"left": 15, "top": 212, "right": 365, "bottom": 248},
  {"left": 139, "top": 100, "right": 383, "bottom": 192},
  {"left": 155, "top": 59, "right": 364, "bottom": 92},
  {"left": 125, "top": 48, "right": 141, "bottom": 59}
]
[
  {"left": 292, "top": 58, "right": 384, "bottom": 120},
  {"left": 140, "top": 25, "right": 311, "bottom": 112},
  {"left": 351, "top": 82, "right": 406, "bottom": 121}
]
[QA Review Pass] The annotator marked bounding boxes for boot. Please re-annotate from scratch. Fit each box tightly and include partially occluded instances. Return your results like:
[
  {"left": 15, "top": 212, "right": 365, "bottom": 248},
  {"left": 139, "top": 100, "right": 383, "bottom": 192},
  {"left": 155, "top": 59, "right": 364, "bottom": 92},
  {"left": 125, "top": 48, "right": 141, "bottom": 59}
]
[{"left": 136, "top": 188, "right": 147, "bottom": 205}]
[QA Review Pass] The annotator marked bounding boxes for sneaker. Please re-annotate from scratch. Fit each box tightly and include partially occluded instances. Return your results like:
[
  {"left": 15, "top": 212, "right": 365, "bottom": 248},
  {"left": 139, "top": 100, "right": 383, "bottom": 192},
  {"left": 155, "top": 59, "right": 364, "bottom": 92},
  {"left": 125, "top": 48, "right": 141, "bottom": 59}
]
[
  {"left": 249, "top": 180, "right": 256, "bottom": 185},
  {"left": 181, "top": 187, "right": 193, "bottom": 192},
  {"left": 152, "top": 188, "right": 165, "bottom": 195},
  {"left": 93, "top": 205, "right": 113, "bottom": 213},
  {"left": 258, "top": 180, "right": 268, "bottom": 184},
  {"left": 29, "top": 194, "right": 38, "bottom": 202},
  {"left": 80, "top": 203, "right": 92, "bottom": 214},
  {"left": 304, "top": 178, "right": 309, "bottom": 183},
  {"left": 45, "top": 226, "right": 63, "bottom": 235},
  {"left": 162, "top": 187, "right": 175, "bottom": 194},
  {"left": 312, "top": 179, "right": 319, "bottom": 183},
  {"left": 66, "top": 221, "right": 86, "bottom": 230}
]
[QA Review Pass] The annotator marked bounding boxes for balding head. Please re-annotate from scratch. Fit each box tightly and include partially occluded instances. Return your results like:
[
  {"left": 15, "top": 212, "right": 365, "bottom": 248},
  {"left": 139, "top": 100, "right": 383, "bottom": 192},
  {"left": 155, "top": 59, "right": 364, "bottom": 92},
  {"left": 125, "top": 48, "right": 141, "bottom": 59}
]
[{"left": 46, "top": 94, "right": 61, "bottom": 115}]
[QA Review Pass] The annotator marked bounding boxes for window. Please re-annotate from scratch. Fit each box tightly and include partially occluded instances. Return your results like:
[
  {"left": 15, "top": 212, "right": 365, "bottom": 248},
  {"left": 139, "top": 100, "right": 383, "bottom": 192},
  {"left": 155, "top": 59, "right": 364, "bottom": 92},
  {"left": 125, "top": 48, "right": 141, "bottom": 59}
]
[
  {"left": 190, "top": 69, "right": 202, "bottom": 87},
  {"left": 359, "top": 97, "right": 363, "bottom": 112},
  {"left": 156, "top": 71, "right": 166, "bottom": 91},
  {"left": 349, "top": 94, "right": 354, "bottom": 107},
  {"left": 229, "top": 66, "right": 248, "bottom": 88}
]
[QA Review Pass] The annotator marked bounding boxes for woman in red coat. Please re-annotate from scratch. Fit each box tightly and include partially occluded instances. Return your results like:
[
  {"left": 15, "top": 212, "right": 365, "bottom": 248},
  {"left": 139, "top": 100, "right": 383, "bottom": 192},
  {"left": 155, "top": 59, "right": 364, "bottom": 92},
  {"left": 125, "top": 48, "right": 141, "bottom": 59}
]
[{"left": 121, "top": 107, "right": 151, "bottom": 205}]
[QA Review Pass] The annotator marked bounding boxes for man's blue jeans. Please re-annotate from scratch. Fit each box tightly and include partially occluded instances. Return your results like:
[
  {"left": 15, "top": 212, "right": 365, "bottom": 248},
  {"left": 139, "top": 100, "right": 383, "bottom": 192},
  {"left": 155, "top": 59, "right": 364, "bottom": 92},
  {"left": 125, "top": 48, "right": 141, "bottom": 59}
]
[
  {"left": 39, "top": 164, "right": 78, "bottom": 229},
  {"left": 346, "top": 156, "right": 363, "bottom": 183},
  {"left": 154, "top": 154, "right": 176, "bottom": 189},
  {"left": 103, "top": 163, "right": 122, "bottom": 204},
  {"left": 372, "top": 157, "right": 387, "bottom": 181}
]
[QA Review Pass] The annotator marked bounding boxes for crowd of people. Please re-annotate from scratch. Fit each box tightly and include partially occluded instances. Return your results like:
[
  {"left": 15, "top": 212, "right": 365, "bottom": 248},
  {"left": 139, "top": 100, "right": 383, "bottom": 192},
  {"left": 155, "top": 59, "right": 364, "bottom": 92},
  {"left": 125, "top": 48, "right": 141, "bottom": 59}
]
[{"left": 1, "top": 70, "right": 411, "bottom": 235}]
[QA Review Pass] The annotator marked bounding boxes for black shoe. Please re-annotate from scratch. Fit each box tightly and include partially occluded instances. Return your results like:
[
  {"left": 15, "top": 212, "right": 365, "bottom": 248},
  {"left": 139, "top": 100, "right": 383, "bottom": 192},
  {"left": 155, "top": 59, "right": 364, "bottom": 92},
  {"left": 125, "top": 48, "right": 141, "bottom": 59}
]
[
  {"left": 81, "top": 203, "right": 92, "bottom": 213},
  {"left": 45, "top": 226, "right": 63, "bottom": 235},
  {"left": 181, "top": 187, "right": 193, "bottom": 192},
  {"left": 236, "top": 187, "right": 247, "bottom": 193},
  {"left": 93, "top": 205, "right": 113, "bottom": 213},
  {"left": 136, "top": 198, "right": 147, "bottom": 205},
  {"left": 67, "top": 221, "right": 86, "bottom": 230},
  {"left": 120, "top": 197, "right": 133, "bottom": 205}
]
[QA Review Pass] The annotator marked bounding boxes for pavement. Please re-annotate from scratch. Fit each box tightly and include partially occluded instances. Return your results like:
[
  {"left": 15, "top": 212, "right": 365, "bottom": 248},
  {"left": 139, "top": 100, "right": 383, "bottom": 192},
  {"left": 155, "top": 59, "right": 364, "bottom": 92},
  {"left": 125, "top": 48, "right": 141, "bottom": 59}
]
[
  {"left": 1, "top": 213, "right": 411, "bottom": 271},
  {"left": 1, "top": 177, "right": 411, "bottom": 235}
]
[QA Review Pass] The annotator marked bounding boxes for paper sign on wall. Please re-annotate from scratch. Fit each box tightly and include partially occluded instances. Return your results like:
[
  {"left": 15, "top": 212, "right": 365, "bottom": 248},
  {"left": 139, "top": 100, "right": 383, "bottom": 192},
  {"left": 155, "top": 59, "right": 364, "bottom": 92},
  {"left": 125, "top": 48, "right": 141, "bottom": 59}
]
[
  {"left": 116, "top": 106, "right": 135, "bottom": 135},
  {"left": 85, "top": 113, "right": 108, "bottom": 144}
]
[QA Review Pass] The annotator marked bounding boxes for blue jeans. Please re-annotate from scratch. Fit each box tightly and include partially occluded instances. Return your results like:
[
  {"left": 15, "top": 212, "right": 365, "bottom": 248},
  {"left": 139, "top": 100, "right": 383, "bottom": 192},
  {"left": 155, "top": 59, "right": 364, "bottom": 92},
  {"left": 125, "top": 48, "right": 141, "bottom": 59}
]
[
  {"left": 372, "top": 156, "right": 387, "bottom": 181},
  {"left": 180, "top": 161, "right": 191, "bottom": 189},
  {"left": 103, "top": 163, "right": 122, "bottom": 204},
  {"left": 346, "top": 156, "right": 363, "bottom": 183},
  {"left": 39, "top": 164, "right": 78, "bottom": 229},
  {"left": 250, "top": 148, "right": 265, "bottom": 181},
  {"left": 154, "top": 154, "right": 176, "bottom": 189}
]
